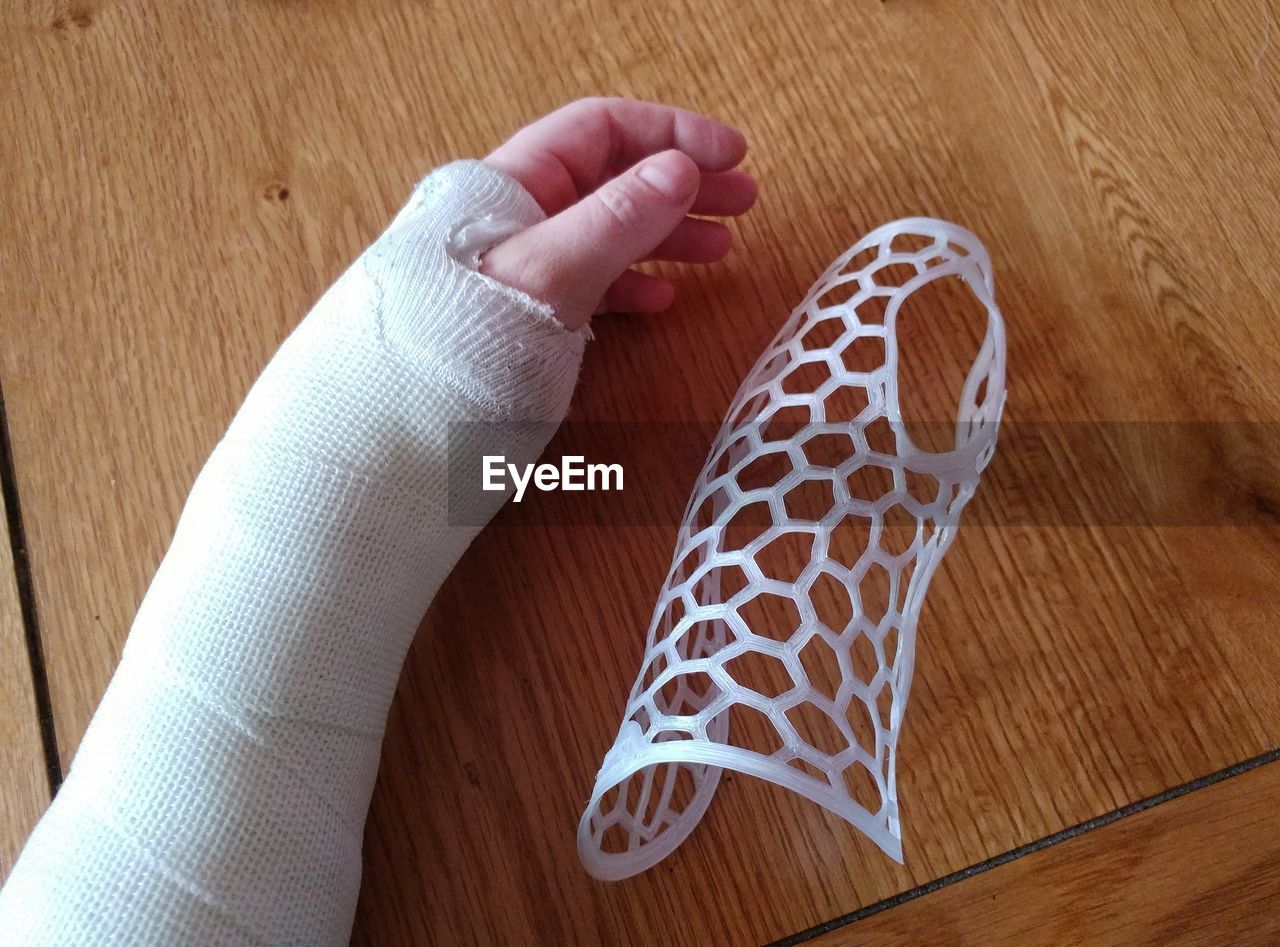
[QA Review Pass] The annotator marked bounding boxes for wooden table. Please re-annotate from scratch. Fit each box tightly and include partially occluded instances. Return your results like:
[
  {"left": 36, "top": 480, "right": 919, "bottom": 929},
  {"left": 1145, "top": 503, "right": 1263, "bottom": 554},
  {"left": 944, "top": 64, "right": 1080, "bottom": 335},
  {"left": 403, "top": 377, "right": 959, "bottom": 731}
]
[{"left": 4, "top": 1, "right": 1280, "bottom": 943}]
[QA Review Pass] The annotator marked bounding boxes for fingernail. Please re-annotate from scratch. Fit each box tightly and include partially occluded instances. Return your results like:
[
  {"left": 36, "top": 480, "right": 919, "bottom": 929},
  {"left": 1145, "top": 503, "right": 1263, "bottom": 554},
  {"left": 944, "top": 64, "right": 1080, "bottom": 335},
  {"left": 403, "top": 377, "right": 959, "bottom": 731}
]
[{"left": 637, "top": 154, "right": 690, "bottom": 200}]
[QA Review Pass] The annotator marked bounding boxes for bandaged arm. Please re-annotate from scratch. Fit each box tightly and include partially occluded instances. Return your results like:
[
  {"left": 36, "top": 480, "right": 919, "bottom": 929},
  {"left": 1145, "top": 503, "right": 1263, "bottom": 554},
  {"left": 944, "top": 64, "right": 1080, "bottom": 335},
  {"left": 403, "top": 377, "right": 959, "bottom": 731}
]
[{"left": 0, "top": 161, "right": 584, "bottom": 946}]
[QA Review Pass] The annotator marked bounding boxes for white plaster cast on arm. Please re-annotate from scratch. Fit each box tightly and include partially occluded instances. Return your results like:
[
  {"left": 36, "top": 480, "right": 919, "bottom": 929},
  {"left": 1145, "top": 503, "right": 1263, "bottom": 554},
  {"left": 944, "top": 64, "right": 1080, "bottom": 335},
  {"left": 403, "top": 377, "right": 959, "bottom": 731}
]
[{"left": 0, "top": 160, "right": 586, "bottom": 946}]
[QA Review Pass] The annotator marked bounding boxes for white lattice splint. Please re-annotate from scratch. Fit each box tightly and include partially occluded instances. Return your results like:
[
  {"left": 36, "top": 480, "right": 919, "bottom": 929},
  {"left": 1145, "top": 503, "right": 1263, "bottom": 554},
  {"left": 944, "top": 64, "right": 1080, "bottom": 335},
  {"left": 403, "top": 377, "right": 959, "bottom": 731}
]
[{"left": 577, "top": 218, "right": 1008, "bottom": 880}]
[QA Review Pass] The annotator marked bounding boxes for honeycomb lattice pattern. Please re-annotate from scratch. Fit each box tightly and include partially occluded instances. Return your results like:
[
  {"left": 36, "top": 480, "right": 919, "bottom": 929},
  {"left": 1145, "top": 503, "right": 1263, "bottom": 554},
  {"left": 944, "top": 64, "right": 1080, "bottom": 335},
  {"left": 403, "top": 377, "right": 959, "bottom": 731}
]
[{"left": 578, "top": 218, "right": 1007, "bottom": 880}]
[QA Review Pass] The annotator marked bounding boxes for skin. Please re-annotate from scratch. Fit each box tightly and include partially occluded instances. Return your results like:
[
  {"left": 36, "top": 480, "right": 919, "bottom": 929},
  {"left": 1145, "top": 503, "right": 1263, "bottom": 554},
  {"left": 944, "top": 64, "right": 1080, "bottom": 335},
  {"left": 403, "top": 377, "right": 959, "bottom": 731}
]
[{"left": 482, "top": 98, "right": 758, "bottom": 330}]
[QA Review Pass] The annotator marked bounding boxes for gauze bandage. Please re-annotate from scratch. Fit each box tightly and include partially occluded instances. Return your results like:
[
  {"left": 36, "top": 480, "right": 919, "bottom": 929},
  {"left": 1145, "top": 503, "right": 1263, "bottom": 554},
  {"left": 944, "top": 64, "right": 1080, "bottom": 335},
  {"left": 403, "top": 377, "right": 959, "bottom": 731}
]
[{"left": 0, "top": 162, "right": 587, "bottom": 945}]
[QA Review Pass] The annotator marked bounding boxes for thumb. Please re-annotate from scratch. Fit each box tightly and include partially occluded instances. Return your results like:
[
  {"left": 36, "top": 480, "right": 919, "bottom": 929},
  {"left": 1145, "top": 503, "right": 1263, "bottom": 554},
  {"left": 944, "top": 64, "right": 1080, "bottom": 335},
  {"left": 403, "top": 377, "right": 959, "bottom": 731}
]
[{"left": 481, "top": 149, "right": 700, "bottom": 329}]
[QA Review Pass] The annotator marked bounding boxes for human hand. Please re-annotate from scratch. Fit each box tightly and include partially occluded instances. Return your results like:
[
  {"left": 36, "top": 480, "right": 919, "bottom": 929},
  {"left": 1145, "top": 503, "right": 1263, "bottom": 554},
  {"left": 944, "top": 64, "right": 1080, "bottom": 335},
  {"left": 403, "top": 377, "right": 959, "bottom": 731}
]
[{"left": 482, "top": 98, "right": 757, "bottom": 330}]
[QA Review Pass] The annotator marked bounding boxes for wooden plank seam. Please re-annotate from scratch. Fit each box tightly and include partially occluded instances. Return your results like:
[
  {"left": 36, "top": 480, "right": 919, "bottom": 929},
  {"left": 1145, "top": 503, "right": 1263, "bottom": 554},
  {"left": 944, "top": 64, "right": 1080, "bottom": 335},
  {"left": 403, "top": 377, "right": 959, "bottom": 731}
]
[
  {"left": 0, "top": 381, "right": 64, "bottom": 795},
  {"left": 768, "top": 747, "right": 1280, "bottom": 945}
]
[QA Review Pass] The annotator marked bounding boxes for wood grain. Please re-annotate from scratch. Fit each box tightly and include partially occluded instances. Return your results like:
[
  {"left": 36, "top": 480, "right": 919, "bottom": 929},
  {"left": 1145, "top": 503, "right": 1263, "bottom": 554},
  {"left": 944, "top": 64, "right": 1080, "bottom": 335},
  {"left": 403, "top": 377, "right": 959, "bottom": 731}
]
[
  {"left": 814, "top": 757, "right": 1280, "bottom": 945},
  {"left": 0, "top": 485, "right": 52, "bottom": 878},
  {"left": 2, "top": 0, "right": 1279, "bottom": 942}
]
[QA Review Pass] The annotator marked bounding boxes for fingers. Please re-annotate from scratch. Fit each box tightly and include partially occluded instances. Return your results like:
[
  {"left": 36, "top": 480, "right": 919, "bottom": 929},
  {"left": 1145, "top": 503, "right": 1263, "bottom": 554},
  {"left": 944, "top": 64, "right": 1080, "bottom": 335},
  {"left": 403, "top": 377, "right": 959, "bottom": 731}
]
[
  {"left": 486, "top": 97, "right": 749, "bottom": 214},
  {"left": 648, "top": 218, "right": 732, "bottom": 263},
  {"left": 481, "top": 150, "right": 701, "bottom": 329},
  {"left": 691, "top": 169, "right": 758, "bottom": 217},
  {"left": 600, "top": 270, "right": 676, "bottom": 314},
  {"left": 480, "top": 99, "right": 758, "bottom": 328},
  {"left": 589, "top": 98, "right": 747, "bottom": 174}
]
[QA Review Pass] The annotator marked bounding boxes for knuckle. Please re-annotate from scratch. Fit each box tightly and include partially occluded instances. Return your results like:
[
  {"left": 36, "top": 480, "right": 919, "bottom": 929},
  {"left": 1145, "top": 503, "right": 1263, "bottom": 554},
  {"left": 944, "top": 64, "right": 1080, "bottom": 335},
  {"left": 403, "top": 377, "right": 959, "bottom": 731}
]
[
  {"left": 564, "top": 96, "right": 608, "bottom": 118},
  {"left": 593, "top": 179, "right": 645, "bottom": 232}
]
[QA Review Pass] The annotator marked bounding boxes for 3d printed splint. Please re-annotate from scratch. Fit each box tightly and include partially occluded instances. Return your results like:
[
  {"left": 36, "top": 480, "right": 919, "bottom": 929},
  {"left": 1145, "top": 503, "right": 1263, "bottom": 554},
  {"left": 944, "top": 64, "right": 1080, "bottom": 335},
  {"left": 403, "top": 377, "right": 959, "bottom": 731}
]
[{"left": 578, "top": 218, "right": 1007, "bottom": 880}]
